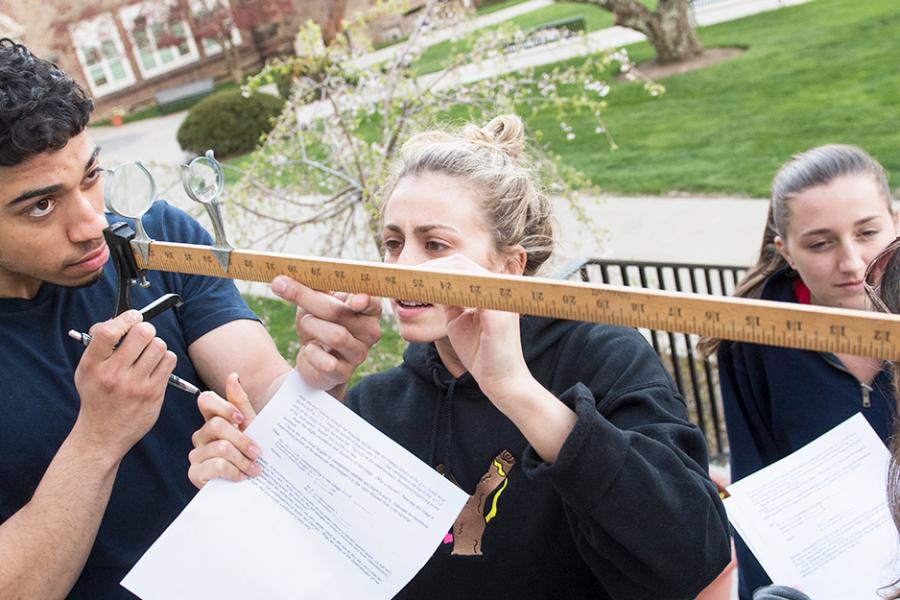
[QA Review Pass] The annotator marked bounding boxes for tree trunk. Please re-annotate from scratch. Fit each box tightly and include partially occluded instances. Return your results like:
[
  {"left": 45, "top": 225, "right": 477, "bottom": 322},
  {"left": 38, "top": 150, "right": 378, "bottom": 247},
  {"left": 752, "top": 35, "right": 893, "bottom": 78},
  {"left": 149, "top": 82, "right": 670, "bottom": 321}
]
[
  {"left": 644, "top": 0, "right": 701, "bottom": 64},
  {"left": 569, "top": 0, "right": 702, "bottom": 64},
  {"left": 321, "top": 0, "right": 346, "bottom": 46},
  {"left": 224, "top": 40, "right": 244, "bottom": 83}
]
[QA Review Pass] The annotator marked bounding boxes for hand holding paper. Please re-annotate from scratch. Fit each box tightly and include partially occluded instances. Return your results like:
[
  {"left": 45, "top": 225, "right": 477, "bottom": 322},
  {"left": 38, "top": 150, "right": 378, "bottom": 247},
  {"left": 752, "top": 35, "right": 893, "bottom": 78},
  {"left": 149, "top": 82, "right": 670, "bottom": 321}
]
[
  {"left": 123, "top": 371, "right": 468, "bottom": 600},
  {"left": 725, "top": 414, "right": 898, "bottom": 600}
]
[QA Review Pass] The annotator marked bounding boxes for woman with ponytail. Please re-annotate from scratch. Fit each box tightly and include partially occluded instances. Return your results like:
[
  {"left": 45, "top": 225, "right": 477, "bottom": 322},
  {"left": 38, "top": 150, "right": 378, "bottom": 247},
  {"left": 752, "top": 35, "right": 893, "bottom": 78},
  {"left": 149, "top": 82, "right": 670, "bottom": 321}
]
[
  {"left": 701, "top": 145, "right": 898, "bottom": 599},
  {"left": 189, "top": 115, "right": 732, "bottom": 598}
]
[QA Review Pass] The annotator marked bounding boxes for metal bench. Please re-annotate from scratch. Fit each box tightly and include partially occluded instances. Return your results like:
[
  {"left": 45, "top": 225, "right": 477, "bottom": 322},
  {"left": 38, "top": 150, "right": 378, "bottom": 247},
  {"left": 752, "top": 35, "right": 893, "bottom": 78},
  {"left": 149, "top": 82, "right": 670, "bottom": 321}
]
[
  {"left": 557, "top": 258, "right": 748, "bottom": 462},
  {"left": 531, "top": 16, "right": 587, "bottom": 35},
  {"left": 154, "top": 78, "right": 215, "bottom": 114}
]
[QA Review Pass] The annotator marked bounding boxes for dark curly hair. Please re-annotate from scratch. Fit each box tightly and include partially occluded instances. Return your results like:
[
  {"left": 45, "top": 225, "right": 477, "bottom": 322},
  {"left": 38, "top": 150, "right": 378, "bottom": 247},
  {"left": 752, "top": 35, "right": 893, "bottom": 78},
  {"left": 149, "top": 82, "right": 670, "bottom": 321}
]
[{"left": 0, "top": 38, "right": 93, "bottom": 167}]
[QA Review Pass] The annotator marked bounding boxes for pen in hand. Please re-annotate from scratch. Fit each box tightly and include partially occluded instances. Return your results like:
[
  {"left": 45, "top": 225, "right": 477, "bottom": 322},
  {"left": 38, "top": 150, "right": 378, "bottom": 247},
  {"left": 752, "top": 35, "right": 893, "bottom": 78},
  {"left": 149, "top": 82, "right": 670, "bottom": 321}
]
[{"left": 67, "top": 329, "right": 201, "bottom": 395}]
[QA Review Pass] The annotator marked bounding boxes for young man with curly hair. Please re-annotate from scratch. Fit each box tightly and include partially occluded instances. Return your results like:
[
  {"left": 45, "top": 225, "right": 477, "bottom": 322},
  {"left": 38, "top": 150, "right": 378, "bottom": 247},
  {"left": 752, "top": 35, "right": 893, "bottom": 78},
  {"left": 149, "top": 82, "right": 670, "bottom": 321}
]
[{"left": 0, "top": 39, "right": 293, "bottom": 599}]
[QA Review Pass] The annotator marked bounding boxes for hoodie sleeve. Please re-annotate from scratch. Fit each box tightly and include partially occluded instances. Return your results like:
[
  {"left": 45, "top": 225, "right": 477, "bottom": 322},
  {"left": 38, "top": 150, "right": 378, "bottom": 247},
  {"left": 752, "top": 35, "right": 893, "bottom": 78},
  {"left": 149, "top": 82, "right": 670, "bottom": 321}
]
[
  {"left": 717, "top": 343, "right": 780, "bottom": 482},
  {"left": 519, "top": 325, "right": 732, "bottom": 600},
  {"left": 717, "top": 343, "right": 778, "bottom": 598}
]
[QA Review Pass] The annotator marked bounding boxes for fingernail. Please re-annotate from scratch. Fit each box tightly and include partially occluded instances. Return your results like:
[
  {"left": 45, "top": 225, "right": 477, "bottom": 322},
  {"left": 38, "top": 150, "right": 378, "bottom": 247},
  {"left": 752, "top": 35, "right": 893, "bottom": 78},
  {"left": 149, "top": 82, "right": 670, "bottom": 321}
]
[
  {"left": 248, "top": 445, "right": 261, "bottom": 460},
  {"left": 249, "top": 463, "right": 262, "bottom": 476},
  {"left": 125, "top": 310, "right": 141, "bottom": 323},
  {"left": 272, "top": 276, "right": 287, "bottom": 294},
  {"left": 232, "top": 411, "right": 244, "bottom": 424}
]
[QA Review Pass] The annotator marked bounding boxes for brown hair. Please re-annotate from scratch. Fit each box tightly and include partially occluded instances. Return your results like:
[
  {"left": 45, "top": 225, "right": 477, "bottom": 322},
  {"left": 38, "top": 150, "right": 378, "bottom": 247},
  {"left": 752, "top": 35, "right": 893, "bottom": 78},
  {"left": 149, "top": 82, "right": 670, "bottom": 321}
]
[
  {"left": 699, "top": 144, "right": 892, "bottom": 356},
  {"left": 865, "top": 247, "right": 900, "bottom": 599},
  {"left": 380, "top": 114, "right": 554, "bottom": 276}
]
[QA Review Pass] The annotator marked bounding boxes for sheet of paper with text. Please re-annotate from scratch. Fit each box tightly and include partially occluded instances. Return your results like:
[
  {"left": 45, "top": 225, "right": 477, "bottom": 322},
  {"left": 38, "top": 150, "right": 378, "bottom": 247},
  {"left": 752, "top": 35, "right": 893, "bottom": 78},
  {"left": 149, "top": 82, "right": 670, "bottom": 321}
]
[
  {"left": 122, "top": 370, "right": 468, "bottom": 599},
  {"left": 725, "top": 413, "right": 898, "bottom": 599}
]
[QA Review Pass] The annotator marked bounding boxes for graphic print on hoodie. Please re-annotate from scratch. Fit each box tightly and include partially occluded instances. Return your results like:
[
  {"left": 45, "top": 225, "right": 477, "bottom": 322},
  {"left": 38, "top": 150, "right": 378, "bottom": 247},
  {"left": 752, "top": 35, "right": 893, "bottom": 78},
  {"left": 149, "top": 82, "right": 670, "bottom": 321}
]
[{"left": 441, "top": 450, "right": 516, "bottom": 556}]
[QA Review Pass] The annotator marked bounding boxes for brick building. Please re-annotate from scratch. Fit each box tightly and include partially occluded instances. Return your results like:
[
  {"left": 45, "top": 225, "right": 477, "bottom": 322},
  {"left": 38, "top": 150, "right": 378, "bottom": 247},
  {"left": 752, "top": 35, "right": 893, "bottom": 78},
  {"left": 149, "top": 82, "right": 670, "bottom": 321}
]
[{"left": 0, "top": 0, "right": 368, "bottom": 119}]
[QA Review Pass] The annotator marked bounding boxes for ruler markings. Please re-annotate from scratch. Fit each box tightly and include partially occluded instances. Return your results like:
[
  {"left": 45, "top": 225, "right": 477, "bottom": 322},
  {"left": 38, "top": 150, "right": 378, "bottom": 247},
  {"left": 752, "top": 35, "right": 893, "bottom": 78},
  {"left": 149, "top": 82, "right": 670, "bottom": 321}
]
[{"left": 140, "top": 242, "right": 900, "bottom": 360}]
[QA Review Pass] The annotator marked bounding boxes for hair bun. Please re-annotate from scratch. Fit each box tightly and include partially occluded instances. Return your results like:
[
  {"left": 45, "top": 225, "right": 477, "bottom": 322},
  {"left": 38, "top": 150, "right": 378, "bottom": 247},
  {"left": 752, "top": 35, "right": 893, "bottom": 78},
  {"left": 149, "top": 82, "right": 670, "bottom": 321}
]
[{"left": 463, "top": 114, "right": 525, "bottom": 161}]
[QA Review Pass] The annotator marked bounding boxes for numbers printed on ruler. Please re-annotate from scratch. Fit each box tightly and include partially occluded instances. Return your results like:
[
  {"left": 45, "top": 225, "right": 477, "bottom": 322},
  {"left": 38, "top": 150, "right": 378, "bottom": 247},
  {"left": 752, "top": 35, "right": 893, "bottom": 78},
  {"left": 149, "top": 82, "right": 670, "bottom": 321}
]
[{"left": 139, "top": 241, "right": 900, "bottom": 360}]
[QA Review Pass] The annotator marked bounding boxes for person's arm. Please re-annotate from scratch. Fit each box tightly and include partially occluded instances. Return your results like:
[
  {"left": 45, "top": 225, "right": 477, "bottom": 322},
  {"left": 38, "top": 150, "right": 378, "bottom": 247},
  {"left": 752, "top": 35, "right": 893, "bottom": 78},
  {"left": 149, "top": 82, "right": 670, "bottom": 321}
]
[
  {"left": 518, "top": 380, "right": 732, "bottom": 599},
  {"left": 717, "top": 343, "right": 776, "bottom": 482},
  {"left": 717, "top": 344, "right": 778, "bottom": 599},
  {"left": 0, "top": 311, "right": 176, "bottom": 599},
  {"left": 187, "top": 318, "right": 291, "bottom": 412},
  {"left": 184, "top": 276, "right": 383, "bottom": 486},
  {"left": 0, "top": 425, "right": 122, "bottom": 598}
]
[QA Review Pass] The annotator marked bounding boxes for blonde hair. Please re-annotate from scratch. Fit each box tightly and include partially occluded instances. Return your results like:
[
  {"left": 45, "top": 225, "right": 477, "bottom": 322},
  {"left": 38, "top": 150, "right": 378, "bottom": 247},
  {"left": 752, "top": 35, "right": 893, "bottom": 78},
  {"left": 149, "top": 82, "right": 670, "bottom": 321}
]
[{"left": 381, "top": 114, "right": 554, "bottom": 276}]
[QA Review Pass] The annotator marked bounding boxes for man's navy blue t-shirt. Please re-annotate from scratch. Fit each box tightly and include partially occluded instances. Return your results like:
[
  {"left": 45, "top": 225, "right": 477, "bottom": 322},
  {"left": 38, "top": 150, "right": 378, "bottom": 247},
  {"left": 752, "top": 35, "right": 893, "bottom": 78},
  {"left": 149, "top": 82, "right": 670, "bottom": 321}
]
[{"left": 0, "top": 201, "right": 258, "bottom": 599}]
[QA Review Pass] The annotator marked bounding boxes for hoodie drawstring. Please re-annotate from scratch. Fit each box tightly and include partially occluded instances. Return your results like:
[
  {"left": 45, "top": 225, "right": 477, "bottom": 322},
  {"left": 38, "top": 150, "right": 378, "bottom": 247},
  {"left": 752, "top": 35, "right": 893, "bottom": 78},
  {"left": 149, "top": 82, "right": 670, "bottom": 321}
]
[
  {"left": 427, "top": 365, "right": 457, "bottom": 481},
  {"left": 444, "top": 379, "right": 457, "bottom": 480}
]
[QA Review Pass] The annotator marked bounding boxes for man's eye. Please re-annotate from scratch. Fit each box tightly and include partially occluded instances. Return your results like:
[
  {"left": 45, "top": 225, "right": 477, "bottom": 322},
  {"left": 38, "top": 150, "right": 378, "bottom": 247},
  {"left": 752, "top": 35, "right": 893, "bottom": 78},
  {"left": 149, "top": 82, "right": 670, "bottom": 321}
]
[
  {"left": 84, "top": 168, "right": 102, "bottom": 184},
  {"left": 26, "top": 198, "right": 56, "bottom": 217}
]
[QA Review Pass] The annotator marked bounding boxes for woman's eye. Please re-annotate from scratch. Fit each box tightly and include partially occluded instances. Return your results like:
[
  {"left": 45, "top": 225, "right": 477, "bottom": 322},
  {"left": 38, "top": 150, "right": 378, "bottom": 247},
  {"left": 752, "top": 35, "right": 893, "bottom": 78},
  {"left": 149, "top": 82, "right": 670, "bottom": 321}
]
[
  {"left": 860, "top": 229, "right": 879, "bottom": 238},
  {"left": 425, "top": 241, "right": 448, "bottom": 252},
  {"left": 26, "top": 198, "right": 56, "bottom": 218},
  {"left": 384, "top": 239, "right": 402, "bottom": 252}
]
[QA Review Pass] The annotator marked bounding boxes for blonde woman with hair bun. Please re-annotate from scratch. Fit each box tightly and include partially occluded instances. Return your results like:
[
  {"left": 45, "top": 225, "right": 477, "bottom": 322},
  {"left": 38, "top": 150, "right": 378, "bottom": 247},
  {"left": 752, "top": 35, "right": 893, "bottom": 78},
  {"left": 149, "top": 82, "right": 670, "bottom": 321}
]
[{"left": 190, "top": 114, "right": 732, "bottom": 598}]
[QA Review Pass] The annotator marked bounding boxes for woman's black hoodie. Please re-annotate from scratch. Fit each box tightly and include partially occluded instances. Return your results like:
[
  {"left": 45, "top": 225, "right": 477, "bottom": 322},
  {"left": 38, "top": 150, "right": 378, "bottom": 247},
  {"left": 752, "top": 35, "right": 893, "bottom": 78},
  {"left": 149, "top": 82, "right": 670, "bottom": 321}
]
[{"left": 347, "top": 316, "right": 731, "bottom": 599}]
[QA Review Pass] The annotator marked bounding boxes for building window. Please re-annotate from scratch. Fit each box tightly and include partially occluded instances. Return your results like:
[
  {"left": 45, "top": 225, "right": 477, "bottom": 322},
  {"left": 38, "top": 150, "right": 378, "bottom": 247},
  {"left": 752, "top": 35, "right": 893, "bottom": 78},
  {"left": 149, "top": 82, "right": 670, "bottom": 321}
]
[
  {"left": 70, "top": 13, "right": 136, "bottom": 97},
  {"left": 119, "top": 0, "right": 200, "bottom": 79}
]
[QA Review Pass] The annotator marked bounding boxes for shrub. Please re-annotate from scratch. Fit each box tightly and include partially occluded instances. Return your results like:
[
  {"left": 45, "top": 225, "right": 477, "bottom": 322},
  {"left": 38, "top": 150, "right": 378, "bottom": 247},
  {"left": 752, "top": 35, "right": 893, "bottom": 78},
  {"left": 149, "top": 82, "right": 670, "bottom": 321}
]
[{"left": 177, "top": 89, "right": 285, "bottom": 157}]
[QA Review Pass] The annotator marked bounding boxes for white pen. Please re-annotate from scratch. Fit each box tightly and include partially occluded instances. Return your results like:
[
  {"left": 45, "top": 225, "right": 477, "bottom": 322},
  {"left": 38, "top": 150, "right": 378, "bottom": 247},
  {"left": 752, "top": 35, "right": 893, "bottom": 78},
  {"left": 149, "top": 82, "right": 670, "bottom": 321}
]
[{"left": 67, "top": 329, "right": 200, "bottom": 395}]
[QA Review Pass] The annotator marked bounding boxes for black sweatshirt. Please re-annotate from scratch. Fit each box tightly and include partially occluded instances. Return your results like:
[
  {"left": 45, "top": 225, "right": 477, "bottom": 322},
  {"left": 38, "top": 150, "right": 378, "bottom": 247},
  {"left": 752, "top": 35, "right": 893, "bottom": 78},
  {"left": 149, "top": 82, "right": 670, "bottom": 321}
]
[{"left": 346, "top": 316, "right": 731, "bottom": 599}]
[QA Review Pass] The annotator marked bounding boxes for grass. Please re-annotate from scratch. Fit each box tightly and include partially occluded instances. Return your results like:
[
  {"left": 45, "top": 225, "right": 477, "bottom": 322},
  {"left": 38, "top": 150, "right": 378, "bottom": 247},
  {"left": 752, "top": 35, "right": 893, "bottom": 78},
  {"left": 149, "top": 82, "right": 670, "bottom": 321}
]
[
  {"left": 368, "top": 0, "right": 534, "bottom": 53},
  {"left": 526, "top": 0, "right": 900, "bottom": 197},
  {"left": 230, "top": 0, "right": 899, "bottom": 199},
  {"left": 415, "top": 2, "right": 621, "bottom": 74},
  {"left": 243, "top": 294, "right": 407, "bottom": 387}
]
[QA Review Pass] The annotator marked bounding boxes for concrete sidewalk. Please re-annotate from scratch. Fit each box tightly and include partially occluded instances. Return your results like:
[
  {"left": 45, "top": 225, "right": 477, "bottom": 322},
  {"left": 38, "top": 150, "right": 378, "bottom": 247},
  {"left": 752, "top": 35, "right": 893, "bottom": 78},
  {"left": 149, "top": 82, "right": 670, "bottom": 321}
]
[{"left": 554, "top": 194, "right": 766, "bottom": 268}]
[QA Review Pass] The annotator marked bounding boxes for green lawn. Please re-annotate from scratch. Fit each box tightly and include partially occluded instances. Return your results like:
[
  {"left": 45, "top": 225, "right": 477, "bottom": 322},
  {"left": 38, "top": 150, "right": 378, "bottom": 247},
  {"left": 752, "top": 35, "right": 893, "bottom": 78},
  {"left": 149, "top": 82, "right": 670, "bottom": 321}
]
[
  {"left": 232, "top": 0, "right": 899, "bottom": 199},
  {"left": 528, "top": 0, "right": 900, "bottom": 197},
  {"left": 415, "top": 2, "right": 623, "bottom": 74}
]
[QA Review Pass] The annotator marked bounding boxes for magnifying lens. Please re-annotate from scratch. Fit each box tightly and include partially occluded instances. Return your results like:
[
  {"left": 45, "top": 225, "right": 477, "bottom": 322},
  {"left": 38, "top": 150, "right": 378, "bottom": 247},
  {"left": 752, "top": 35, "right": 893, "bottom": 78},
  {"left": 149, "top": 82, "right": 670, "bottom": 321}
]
[
  {"left": 180, "top": 150, "right": 232, "bottom": 270},
  {"left": 104, "top": 161, "right": 156, "bottom": 264}
]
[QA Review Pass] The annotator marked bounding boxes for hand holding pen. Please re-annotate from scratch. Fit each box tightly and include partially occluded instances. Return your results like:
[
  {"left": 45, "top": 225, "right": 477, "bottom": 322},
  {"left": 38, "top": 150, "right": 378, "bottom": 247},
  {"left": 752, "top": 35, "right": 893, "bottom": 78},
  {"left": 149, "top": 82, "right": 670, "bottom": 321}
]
[
  {"left": 68, "top": 293, "right": 200, "bottom": 396},
  {"left": 68, "top": 329, "right": 200, "bottom": 395},
  {"left": 71, "top": 309, "right": 182, "bottom": 455}
]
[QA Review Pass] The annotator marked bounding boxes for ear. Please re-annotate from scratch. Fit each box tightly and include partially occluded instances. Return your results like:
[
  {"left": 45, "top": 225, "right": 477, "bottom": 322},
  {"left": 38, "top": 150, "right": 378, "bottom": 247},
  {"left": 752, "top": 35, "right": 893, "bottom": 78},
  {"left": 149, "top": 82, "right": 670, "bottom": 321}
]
[
  {"left": 501, "top": 245, "right": 527, "bottom": 276},
  {"left": 774, "top": 235, "right": 795, "bottom": 269}
]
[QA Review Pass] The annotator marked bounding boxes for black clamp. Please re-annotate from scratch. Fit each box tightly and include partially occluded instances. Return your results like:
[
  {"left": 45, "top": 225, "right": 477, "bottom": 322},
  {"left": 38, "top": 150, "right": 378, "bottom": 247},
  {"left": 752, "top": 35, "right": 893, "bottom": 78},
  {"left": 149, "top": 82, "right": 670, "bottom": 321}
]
[{"left": 103, "top": 222, "right": 149, "bottom": 317}]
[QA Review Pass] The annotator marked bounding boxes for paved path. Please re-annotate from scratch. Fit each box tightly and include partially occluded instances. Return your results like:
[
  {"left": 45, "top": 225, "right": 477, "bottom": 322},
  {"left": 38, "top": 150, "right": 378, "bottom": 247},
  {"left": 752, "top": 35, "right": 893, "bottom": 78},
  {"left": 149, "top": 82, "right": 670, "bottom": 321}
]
[{"left": 354, "top": 0, "right": 554, "bottom": 69}]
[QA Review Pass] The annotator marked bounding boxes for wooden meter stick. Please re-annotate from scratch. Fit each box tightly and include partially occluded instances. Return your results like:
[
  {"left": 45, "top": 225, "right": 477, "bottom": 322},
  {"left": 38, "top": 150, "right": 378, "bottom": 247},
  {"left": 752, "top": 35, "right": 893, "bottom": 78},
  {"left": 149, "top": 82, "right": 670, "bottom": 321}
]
[{"left": 135, "top": 240, "right": 900, "bottom": 361}]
